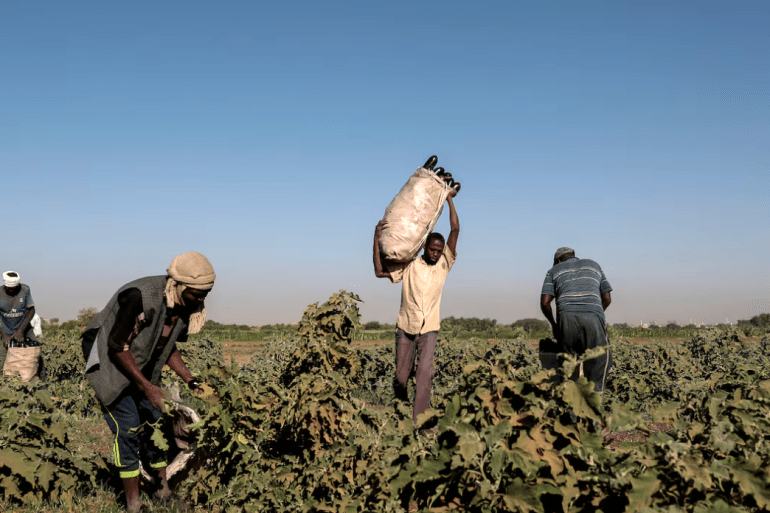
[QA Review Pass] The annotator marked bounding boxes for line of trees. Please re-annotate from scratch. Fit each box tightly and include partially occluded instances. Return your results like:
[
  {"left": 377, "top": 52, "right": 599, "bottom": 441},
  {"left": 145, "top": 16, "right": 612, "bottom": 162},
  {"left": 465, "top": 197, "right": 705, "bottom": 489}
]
[
  {"left": 738, "top": 313, "right": 770, "bottom": 329},
  {"left": 42, "top": 309, "right": 770, "bottom": 340}
]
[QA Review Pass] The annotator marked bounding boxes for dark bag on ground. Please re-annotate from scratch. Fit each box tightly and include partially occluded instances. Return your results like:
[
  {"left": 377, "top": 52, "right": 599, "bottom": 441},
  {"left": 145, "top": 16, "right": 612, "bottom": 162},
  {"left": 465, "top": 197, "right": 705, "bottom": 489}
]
[{"left": 538, "top": 337, "right": 561, "bottom": 371}]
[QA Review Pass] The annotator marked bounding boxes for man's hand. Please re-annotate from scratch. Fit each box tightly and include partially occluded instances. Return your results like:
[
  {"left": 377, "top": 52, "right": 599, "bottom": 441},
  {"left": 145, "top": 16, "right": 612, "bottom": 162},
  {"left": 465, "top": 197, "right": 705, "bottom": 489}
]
[
  {"left": 1, "top": 332, "right": 10, "bottom": 347},
  {"left": 114, "top": 350, "right": 167, "bottom": 412},
  {"left": 374, "top": 219, "right": 385, "bottom": 238},
  {"left": 373, "top": 220, "right": 391, "bottom": 279},
  {"left": 448, "top": 187, "right": 457, "bottom": 198},
  {"left": 142, "top": 383, "right": 167, "bottom": 413},
  {"left": 540, "top": 294, "right": 558, "bottom": 340},
  {"left": 550, "top": 322, "right": 561, "bottom": 340}
]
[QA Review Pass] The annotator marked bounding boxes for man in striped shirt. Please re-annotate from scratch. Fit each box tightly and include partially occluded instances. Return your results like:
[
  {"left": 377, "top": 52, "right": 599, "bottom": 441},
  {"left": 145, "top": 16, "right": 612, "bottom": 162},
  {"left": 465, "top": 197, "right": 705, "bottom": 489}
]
[{"left": 540, "top": 247, "right": 613, "bottom": 393}]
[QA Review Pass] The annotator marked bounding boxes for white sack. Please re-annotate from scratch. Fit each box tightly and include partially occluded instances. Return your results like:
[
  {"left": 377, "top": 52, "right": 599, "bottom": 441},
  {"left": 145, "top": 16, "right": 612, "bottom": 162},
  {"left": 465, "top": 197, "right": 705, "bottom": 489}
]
[
  {"left": 3, "top": 346, "right": 41, "bottom": 382},
  {"left": 140, "top": 399, "right": 200, "bottom": 484},
  {"left": 379, "top": 167, "right": 450, "bottom": 262},
  {"left": 31, "top": 314, "right": 43, "bottom": 337}
]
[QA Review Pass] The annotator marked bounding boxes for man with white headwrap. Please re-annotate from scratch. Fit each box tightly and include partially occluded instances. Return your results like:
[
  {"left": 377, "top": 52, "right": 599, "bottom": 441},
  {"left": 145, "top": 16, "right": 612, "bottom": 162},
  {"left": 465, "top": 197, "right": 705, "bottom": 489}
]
[
  {"left": 0, "top": 271, "right": 37, "bottom": 366},
  {"left": 82, "top": 252, "right": 215, "bottom": 513}
]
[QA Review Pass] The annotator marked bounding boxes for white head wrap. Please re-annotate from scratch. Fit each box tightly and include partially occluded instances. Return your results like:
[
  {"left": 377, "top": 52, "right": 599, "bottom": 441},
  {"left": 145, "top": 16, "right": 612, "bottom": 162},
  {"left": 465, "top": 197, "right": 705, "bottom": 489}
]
[
  {"left": 3, "top": 271, "right": 20, "bottom": 288},
  {"left": 164, "top": 252, "right": 216, "bottom": 334}
]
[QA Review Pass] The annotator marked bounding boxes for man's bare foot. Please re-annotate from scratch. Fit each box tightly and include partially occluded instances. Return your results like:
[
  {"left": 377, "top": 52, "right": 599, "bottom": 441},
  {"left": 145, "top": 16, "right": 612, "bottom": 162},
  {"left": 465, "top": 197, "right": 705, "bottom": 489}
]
[
  {"left": 153, "top": 491, "right": 191, "bottom": 512},
  {"left": 126, "top": 498, "right": 144, "bottom": 513}
]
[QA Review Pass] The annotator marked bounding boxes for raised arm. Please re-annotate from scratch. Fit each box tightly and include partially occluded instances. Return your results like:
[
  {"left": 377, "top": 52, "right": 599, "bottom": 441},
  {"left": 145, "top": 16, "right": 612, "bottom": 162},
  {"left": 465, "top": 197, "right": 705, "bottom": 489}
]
[
  {"left": 446, "top": 192, "right": 459, "bottom": 257},
  {"left": 373, "top": 220, "right": 391, "bottom": 279}
]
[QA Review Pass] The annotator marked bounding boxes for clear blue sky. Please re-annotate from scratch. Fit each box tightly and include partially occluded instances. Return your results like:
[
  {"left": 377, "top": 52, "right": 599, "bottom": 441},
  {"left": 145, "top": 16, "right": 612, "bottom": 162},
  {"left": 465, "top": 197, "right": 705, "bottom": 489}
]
[{"left": 2, "top": 1, "right": 768, "bottom": 326}]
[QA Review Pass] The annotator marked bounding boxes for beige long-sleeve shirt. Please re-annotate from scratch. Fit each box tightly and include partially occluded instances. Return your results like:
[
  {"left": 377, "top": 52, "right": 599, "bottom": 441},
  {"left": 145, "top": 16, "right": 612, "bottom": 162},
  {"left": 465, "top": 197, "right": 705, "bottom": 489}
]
[{"left": 388, "top": 245, "right": 456, "bottom": 335}]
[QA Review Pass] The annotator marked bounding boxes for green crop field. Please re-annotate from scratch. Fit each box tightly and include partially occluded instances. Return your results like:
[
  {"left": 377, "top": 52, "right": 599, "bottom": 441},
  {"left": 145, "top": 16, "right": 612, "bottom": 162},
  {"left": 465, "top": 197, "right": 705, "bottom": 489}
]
[{"left": 2, "top": 291, "right": 770, "bottom": 512}]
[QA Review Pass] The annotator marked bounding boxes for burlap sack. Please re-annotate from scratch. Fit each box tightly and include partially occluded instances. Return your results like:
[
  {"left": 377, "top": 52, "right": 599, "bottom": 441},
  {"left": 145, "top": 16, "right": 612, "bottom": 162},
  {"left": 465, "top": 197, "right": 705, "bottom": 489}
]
[
  {"left": 379, "top": 167, "right": 450, "bottom": 262},
  {"left": 3, "top": 346, "right": 41, "bottom": 382}
]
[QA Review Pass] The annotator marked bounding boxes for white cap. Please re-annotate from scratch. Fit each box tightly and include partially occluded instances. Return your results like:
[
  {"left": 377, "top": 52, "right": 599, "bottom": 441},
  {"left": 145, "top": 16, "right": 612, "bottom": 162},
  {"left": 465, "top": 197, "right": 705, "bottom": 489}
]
[{"left": 3, "top": 271, "right": 20, "bottom": 287}]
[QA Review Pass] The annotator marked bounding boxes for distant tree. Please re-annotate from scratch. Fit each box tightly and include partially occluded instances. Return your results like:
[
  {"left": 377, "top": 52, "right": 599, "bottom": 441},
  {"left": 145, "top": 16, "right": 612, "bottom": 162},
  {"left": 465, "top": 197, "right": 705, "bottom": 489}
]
[
  {"left": 511, "top": 318, "right": 550, "bottom": 333},
  {"left": 362, "top": 321, "right": 383, "bottom": 330},
  {"left": 42, "top": 318, "right": 59, "bottom": 329},
  {"left": 58, "top": 308, "right": 99, "bottom": 331},
  {"left": 76, "top": 307, "right": 98, "bottom": 327},
  {"left": 666, "top": 322, "right": 681, "bottom": 330},
  {"left": 612, "top": 323, "right": 629, "bottom": 329},
  {"left": 748, "top": 313, "right": 770, "bottom": 328},
  {"left": 442, "top": 317, "right": 498, "bottom": 332}
]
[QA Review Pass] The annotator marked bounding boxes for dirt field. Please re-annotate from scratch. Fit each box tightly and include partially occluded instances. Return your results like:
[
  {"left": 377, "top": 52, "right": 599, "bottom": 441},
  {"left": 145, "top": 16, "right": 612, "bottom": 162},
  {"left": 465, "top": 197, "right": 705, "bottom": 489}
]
[{"left": 221, "top": 337, "right": 712, "bottom": 367}]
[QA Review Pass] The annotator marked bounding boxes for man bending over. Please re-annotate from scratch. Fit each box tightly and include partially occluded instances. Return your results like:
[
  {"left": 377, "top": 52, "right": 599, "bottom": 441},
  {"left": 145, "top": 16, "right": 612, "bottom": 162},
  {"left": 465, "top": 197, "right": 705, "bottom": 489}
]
[
  {"left": 540, "top": 247, "right": 613, "bottom": 393},
  {"left": 82, "top": 252, "right": 215, "bottom": 513}
]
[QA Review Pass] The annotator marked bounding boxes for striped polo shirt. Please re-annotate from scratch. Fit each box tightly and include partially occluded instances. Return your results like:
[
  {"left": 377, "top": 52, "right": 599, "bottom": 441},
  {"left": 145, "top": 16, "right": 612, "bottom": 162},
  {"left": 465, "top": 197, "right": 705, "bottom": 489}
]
[{"left": 541, "top": 257, "right": 612, "bottom": 318}]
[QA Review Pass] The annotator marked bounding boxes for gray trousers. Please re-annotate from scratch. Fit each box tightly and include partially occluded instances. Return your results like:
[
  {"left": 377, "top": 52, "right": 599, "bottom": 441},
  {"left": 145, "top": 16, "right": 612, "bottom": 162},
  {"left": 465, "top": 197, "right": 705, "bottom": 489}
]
[
  {"left": 557, "top": 311, "right": 611, "bottom": 393},
  {"left": 394, "top": 329, "right": 438, "bottom": 424}
]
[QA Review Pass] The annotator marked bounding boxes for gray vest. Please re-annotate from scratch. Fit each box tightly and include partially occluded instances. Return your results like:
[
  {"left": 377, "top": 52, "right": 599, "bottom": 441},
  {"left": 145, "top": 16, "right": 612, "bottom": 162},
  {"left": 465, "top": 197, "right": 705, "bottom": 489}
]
[{"left": 85, "top": 276, "right": 188, "bottom": 406}]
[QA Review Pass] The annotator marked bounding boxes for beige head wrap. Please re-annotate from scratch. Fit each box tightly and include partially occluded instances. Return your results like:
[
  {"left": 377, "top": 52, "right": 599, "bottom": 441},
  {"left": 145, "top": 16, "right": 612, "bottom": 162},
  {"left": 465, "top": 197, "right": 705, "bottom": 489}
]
[
  {"left": 554, "top": 247, "right": 575, "bottom": 261},
  {"left": 164, "top": 252, "right": 216, "bottom": 334}
]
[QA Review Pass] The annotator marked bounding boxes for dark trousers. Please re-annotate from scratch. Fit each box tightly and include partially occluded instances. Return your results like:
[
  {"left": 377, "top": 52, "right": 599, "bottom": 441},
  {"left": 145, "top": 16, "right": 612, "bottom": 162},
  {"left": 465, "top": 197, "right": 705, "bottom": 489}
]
[
  {"left": 102, "top": 386, "right": 168, "bottom": 479},
  {"left": 557, "top": 311, "right": 611, "bottom": 393},
  {"left": 394, "top": 329, "right": 438, "bottom": 424}
]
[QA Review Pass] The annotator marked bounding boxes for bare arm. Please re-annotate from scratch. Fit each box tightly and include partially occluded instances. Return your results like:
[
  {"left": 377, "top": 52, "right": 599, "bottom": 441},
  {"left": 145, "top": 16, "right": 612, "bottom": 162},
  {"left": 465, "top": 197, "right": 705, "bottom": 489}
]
[
  {"left": 108, "top": 289, "right": 166, "bottom": 411},
  {"left": 114, "top": 350, "right": 166, "bottom": 412},
  {"left": 373, "top": 220, "right": 391, "bottom": 279},
  {"left": 166, "top": 347, "right": 195, "bottom": 385},
  {"left": 446, "top": 193, "right": 459, "bottom": 257},
  {"left": 540, "top": 294, "right": 558, "bottom": 335},
  {"left": 13, "top": 306, "right": 35, "bottom": 341},
  {"left": 602, "top": 292, "right": 612, "bottom": 311}
]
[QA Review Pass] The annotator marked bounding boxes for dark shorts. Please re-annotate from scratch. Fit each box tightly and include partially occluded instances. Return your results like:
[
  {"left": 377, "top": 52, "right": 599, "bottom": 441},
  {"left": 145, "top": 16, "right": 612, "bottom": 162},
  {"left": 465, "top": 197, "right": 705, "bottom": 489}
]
[
  {"left": 557, "top": 311, "right": 612, "bottom": 392},
  {"left": 102, "top": 387, "right": 168, "bottom": 478}
]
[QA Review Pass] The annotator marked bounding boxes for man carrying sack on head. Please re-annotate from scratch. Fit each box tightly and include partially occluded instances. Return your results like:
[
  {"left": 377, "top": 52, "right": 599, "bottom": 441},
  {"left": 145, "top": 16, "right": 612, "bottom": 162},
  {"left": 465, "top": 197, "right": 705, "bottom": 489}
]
[
  {"left": 1, "top": 271, "right": 41, "bottom": 381},
  {"left": 82, "top": 252, "right": 215, "bottom": 513},
  {"left": 373, "top": 187, "right": 460, "bottom": 426}
]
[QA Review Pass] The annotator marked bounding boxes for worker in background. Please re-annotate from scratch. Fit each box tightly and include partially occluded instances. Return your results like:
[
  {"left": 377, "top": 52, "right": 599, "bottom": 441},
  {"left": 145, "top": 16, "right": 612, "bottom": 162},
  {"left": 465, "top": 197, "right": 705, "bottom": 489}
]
[
  {"left": 540, "top": 247, "right": 613, "bottom": 393},
  {"left": 0, "top": 271, "right": 38, "bottom": 367}
]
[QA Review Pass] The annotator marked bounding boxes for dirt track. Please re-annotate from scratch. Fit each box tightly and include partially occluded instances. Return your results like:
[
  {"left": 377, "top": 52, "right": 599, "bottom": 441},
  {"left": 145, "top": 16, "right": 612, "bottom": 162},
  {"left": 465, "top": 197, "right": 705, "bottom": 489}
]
[{"left": 221, "top": 337, "right": 717, "bottom": 367}]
